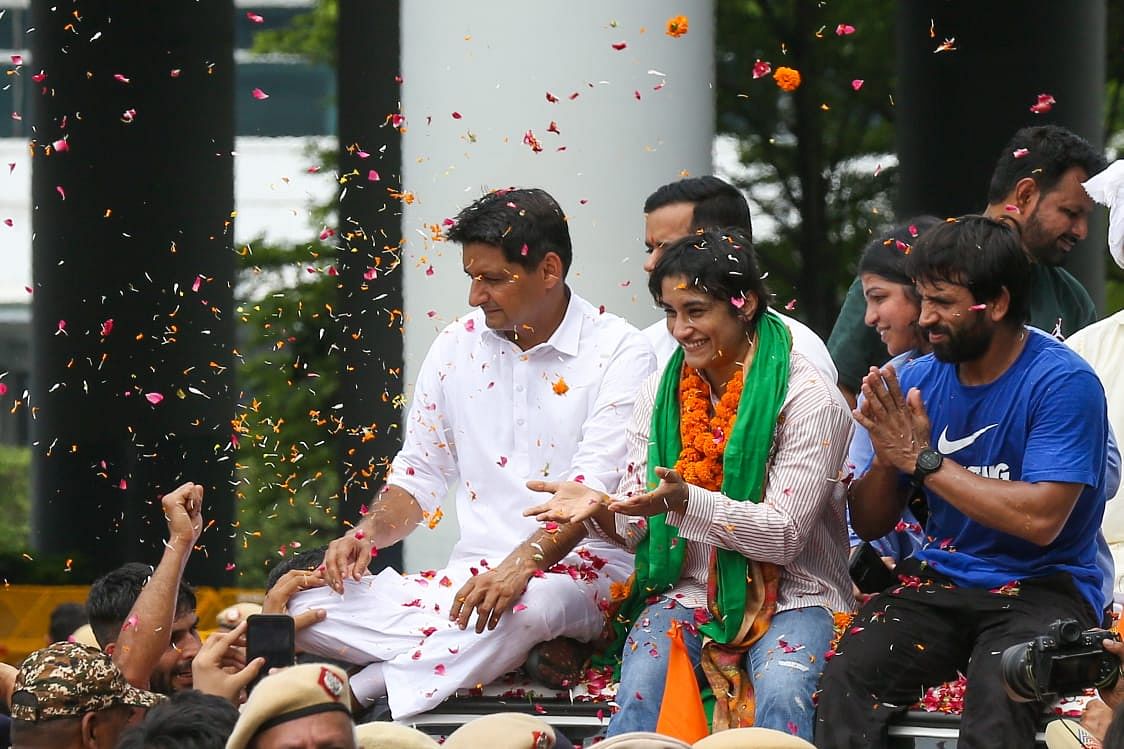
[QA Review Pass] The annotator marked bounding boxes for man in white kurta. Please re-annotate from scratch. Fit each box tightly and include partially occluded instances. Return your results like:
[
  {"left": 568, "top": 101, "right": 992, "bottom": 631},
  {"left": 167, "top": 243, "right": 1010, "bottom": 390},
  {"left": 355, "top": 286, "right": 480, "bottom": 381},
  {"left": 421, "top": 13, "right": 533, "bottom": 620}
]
[{"left": 289, "top": 188, "right": 654, "bottom": 719}]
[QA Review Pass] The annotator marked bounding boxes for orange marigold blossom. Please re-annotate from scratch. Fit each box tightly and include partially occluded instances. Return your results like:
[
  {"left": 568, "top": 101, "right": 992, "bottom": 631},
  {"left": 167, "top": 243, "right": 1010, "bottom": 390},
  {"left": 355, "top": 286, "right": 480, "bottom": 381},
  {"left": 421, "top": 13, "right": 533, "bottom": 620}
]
[
  {"left": 665, "top": 15, "right": 689, "bottom": 38},
  {"left": 674, "top": 367, "right": 744, "bottom": 491},
  {"left": 773, "top": 66, "right": 801, "bottom": 92}
]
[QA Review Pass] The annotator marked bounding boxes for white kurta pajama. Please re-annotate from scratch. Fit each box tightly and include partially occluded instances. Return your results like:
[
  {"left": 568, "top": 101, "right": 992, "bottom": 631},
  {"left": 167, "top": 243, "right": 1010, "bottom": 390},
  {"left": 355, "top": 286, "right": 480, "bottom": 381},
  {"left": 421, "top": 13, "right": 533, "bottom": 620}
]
[{"left": 291, "top": 291, "right": 654, "bottom": 719}]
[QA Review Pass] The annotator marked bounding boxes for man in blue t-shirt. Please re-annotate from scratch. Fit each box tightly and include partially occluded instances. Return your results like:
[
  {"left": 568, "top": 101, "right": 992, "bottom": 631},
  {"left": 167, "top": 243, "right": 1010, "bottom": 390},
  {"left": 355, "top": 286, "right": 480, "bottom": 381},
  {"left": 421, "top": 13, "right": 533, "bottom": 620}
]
[{"left": 815, "top": 216, "right": 1109, "bottom": 749}]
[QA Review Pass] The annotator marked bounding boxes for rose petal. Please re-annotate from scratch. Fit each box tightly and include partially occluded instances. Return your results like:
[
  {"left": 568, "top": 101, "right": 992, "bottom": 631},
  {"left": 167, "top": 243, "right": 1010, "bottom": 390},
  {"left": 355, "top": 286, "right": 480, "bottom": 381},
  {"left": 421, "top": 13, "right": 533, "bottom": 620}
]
[
  {"left": 251, "top": 87, "right": 270, "bottom": 100},
  {"left": 145, "top": 392, "right": 164, "bottom": 405}
]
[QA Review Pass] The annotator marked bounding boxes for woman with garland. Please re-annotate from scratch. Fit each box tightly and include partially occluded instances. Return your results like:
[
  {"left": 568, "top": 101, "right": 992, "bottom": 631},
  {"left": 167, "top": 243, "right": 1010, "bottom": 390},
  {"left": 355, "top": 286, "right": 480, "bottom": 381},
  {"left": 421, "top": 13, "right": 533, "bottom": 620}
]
[{"left": 525, "top": 228, "right": 854, "bottom": 741}]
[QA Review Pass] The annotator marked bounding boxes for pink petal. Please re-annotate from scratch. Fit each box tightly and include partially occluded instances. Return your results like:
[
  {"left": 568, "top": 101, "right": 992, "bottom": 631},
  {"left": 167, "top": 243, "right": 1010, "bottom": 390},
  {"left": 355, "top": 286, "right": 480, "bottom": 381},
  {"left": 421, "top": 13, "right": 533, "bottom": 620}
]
[
  {"left": 425, "top": 265, "right": 434, "bottom": 276},
  {"left": 113, "top": 73, "right": 130, "bottom": 84},
  {"left": 10, "top": 54, "right": 22, "bottom": 65},
  {"left": 56, "top": 185, "right": 66, "bottom": 200},
  {"left": 367, "top": 169, "right": 380, "bottom": 181},
  {"left": 835, "top": 24, "right": 856, "bottom": 35},
  {"left": 1012, "top": 148, "right": 1029, "bottom": 158},
  {"left": 851, "top": 79, "right": 864, "bottom": 91},
  {"left": 451, "top": 111, "right": 462, "bottom": 119},
  {"left": 0, "top": 383, "right": 8, "bottom": 396},
  {"left": 784, "top": 299, "right": 797, "bottom": 311},
  {"left": 512, "top": 604, "right": 528, "bottom": 613},
  {"left": 246, "top": 11, "right": 264, "bottom": 23},
  {"left": 32, "top": 71, "right": 46, "bottom": 83},
  {"left": 118, "top": 479, "right": 127, "bottom": 490},
  {"left": 752, "top": 60, "right": 772, "bottom": 79},
  {"left": 434, "top": 664, "right": 446, "bottom": 676},
  {"left": 611, "top": 42, "right": 627, "bottom": 51},
  {"left": 52, "top": 138, "right": 69, "bottom": 153},
  {"left": 730, "top": 296, "right": 745, "bottom": 309},
  {"left": 463, "top": 319, "right": 475, "bottom": 332},
  {"left": 1028, "top": 93, "right": 1055, "bottom": 114},
  {"left": 497, "top": 456, "right": 508, "bottom": 467},
  {"left": 192, "top": 274, "right": 204, "bottom": 292},
  {"left": 100, "top": 318, "right": 114, "bottom": 336},
  {"left": 225, "top": 563, "right": 236, "bottom": 571},
  {"left": 145, "top": 392, "right": 164, "bottom": 405},
  {"left": 3, "top": 218, "right": 12, "bottom": 227},
  {"left": 251, "top": 87, "right": 270, "bottom": 100},
  {"left": 363, "top": 267, "right": 378, "bottom": 281},
  {"left": 170, "top": 69, "right": 181, "bottom": 78}
]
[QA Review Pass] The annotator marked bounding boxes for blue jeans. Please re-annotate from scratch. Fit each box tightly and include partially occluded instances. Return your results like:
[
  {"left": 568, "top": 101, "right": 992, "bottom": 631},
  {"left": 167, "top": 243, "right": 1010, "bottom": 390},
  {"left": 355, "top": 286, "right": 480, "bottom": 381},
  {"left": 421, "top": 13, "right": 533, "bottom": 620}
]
[{"left": 607, "top": 600, "right": 834, "bottom": 742}]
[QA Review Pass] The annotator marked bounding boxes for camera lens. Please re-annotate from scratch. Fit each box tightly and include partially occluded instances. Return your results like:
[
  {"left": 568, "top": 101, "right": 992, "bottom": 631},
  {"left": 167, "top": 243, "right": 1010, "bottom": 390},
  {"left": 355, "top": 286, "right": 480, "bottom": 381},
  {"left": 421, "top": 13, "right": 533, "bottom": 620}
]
[
  {"left": 1056, "top": 620, "right": 1081, "bottom": 645},
  {"left": 1000, "top": 641, "right": 1039, "bottom": 703}
]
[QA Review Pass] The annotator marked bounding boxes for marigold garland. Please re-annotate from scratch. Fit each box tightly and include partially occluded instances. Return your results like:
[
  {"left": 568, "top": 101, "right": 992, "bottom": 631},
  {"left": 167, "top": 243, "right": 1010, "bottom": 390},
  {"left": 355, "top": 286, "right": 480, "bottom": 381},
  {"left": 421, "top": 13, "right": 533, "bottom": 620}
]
[{"left": 674, "top": 367, "right": 744, "bottom": 490}]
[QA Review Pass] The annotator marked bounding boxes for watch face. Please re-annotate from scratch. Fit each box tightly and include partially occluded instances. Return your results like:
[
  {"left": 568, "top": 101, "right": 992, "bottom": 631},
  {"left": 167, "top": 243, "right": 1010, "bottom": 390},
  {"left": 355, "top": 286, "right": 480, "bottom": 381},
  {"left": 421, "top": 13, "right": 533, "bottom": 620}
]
[{"left": 918, "top": 450, "right": 943, "bottom": 472}]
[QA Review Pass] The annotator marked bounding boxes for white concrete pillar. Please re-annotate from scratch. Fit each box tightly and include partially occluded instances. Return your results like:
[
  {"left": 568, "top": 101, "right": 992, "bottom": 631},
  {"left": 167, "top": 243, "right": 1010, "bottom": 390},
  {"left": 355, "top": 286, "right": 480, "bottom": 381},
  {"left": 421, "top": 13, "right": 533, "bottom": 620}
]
[{"left": 398, "top": 0, "right": 715, "bottom": 569}]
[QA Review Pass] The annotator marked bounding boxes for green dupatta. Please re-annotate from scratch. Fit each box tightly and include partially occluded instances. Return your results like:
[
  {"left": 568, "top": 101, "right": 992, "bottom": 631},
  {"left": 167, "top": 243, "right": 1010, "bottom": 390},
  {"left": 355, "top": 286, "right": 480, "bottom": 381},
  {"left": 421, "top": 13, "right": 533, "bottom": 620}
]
[{"left": 616, "top": 309, "right": 791, "bottom": 645}]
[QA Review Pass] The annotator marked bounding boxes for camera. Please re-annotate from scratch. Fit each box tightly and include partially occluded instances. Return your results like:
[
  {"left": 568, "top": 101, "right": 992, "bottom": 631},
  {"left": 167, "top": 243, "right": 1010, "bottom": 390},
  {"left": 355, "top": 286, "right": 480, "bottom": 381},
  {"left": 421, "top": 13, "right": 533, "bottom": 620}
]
[{"left": 1000, "top": 618, "right": 1120, "bottom": 703}]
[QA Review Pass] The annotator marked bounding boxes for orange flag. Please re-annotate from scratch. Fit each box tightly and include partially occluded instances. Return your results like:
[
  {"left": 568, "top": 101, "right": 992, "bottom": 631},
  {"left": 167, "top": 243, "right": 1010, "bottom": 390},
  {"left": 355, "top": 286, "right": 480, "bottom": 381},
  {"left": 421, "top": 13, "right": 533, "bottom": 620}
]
[{"left": 655, "top": 620, "right": 708, "bottom": 743}]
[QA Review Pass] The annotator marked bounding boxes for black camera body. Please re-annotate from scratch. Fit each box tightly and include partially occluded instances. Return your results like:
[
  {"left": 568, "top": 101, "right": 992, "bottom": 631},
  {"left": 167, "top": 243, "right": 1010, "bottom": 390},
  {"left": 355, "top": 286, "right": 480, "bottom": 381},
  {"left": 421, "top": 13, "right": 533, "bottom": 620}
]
[{"left": 1000, "top": 618, "right": 1120, "bottom": 703}]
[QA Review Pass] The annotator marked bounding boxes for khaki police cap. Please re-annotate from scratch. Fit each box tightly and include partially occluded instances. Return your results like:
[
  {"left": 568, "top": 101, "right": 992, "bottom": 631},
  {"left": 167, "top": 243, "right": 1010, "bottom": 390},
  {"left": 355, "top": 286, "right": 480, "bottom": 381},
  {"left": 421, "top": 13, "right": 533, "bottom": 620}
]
[
  {"left": 226, "top": 663, "right": 352, "bottom": 749},
  {"left": 693, "top": 728, "right": 815, "bottom": 748},
  {"left": 443, "top": 713, "right": 558, "bottom": 749},
  {"left": 355, "top": 721, "right": 440, "bottom": 748},
  {"left": 595, "top": 732, "right": 692, "bottom": 748}
]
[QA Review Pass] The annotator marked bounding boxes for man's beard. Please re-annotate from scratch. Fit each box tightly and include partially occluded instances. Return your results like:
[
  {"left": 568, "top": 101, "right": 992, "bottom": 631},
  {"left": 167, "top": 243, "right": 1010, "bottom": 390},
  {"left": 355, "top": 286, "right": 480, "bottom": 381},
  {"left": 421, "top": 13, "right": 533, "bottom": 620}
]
[
  {"left": 1024, "top": 209, "right": 1074, "bottom": 267},
  {"left": 927, "top": 318, "right": 993, "bottom": 363}
]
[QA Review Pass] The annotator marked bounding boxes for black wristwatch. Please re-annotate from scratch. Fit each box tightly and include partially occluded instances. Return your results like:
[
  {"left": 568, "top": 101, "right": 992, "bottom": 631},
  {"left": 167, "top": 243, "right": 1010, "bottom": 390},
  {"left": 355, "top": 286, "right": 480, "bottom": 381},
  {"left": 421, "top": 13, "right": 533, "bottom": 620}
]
[{"left": 911, "top": 448, "right": 944, "bottom": 489}]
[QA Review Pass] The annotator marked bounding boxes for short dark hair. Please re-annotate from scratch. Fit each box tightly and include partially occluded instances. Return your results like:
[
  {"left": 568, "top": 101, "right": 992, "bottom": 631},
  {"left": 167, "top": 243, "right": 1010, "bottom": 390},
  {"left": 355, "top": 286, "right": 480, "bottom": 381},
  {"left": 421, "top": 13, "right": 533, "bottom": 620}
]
[
  {"left": 265, "top": 546, "right": 328, "bottom": 591},
  {"left": 905, "top": 215, "right": 1031, "bottom": 326},
  {"left": 643, "top": 176, "right": 753, "bottom": 239},
  {"left": 115, "top": 690, "right": 238, "bottom": 749},
  {"left": 48, "top": 602, "right": 88, "bottom": 644},
  {"left": 986, "top": 125, "right": 1107, "bottom": 204},
  {"left": 857, "top": 216, "right": 943, "bottom": 292},
  {"left": 648, "top": 227, "right": 770, "bottom": 327},
  {"left": 446, "top": 187, "right": 572, "bottom": 276},
  {"left": 87, "top": 562, "right": 197, "bottom": 649}
]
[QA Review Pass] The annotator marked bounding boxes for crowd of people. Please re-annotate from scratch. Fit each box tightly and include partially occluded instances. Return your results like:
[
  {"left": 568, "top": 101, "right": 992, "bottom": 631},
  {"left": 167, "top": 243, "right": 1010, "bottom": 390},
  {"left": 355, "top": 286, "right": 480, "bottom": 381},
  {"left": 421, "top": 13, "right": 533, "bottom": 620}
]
[{"left": 3, "top": 123, "right": 1124, "bottom": 749}]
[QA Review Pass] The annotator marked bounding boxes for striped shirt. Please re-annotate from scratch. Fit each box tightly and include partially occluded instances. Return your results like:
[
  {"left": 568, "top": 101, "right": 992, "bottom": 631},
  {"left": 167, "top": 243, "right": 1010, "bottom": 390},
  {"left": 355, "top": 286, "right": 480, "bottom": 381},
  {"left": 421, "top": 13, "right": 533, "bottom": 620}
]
[{"left": 590, "top": 351, "right": 856, "bottom": 614}]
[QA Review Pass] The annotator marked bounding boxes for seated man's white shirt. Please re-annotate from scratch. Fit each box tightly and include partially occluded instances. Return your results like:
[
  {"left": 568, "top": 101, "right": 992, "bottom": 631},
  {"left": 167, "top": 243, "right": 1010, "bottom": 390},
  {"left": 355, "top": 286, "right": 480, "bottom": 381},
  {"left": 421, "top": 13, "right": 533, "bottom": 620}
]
[
  {"left": 643, "top": 311, "right": 838, "bottom": 384},
  {"left": 291, "top": 291, "right": 654, "bottom": 719},
  {"left": 1067, "top": 311, "right": 1124, "bottom": 599}
]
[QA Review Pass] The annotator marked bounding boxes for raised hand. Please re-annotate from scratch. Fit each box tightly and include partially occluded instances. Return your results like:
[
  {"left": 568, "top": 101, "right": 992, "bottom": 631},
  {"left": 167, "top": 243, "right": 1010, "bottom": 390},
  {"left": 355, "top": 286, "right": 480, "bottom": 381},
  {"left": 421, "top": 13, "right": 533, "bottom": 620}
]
[
  {"left": 191, "top": 621, "right": 264, "bottom": 704},
  {"left": 263, "top": 568, "right": 328, "bottom": 631},
  {"left": 162, "top": 481, "right": 204, "bottom": 549}
]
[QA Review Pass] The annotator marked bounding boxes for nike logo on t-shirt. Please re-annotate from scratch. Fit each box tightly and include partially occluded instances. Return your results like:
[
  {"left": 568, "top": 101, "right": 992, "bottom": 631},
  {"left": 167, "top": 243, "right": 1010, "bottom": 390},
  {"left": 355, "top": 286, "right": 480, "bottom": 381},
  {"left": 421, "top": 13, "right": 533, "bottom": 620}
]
[{"left": 937, "top": 423, "right": 999, "bottom": 454}]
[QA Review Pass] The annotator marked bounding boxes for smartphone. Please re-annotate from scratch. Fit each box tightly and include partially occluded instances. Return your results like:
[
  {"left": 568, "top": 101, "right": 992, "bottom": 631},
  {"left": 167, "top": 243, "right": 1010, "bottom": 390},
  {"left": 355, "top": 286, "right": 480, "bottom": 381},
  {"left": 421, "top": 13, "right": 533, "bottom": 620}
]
[
  {"left": 246, "top": 614, "right": 295, "bottom": 686},
  {"left": 848, "top": 542, "right": 898, "bottom": 594}
]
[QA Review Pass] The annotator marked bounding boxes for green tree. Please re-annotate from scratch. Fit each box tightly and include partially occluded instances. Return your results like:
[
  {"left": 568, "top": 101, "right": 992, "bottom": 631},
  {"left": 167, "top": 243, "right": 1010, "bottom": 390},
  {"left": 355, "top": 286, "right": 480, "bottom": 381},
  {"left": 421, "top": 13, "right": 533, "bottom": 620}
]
[{"left": 716, "top": 0, "right": 897, "bottom": 336}]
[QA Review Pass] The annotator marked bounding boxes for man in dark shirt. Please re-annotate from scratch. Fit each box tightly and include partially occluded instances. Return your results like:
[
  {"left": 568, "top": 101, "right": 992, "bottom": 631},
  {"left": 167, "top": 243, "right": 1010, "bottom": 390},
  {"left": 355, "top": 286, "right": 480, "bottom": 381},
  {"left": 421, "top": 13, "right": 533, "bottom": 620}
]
[{"left": 828, "top": 125, "right": 1106, "bottom": 405}]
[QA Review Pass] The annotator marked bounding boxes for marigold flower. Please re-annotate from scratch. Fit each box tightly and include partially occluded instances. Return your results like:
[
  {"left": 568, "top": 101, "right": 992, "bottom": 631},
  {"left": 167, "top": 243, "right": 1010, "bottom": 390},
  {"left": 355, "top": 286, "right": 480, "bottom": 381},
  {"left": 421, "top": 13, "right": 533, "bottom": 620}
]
[
  {"left": 773, "top": 66, "right": 801, "bottom": 92},
  {"left": 665, "top": 15, "right": 689, "bottom": 38}
]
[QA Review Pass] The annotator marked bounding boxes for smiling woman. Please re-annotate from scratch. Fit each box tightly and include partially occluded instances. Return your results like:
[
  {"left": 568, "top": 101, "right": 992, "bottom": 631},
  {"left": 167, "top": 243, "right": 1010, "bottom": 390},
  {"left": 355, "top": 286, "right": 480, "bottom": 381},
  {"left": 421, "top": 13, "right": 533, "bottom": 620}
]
[{"left": 525, "top": 227, "right": 854, "bottom": 742}]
